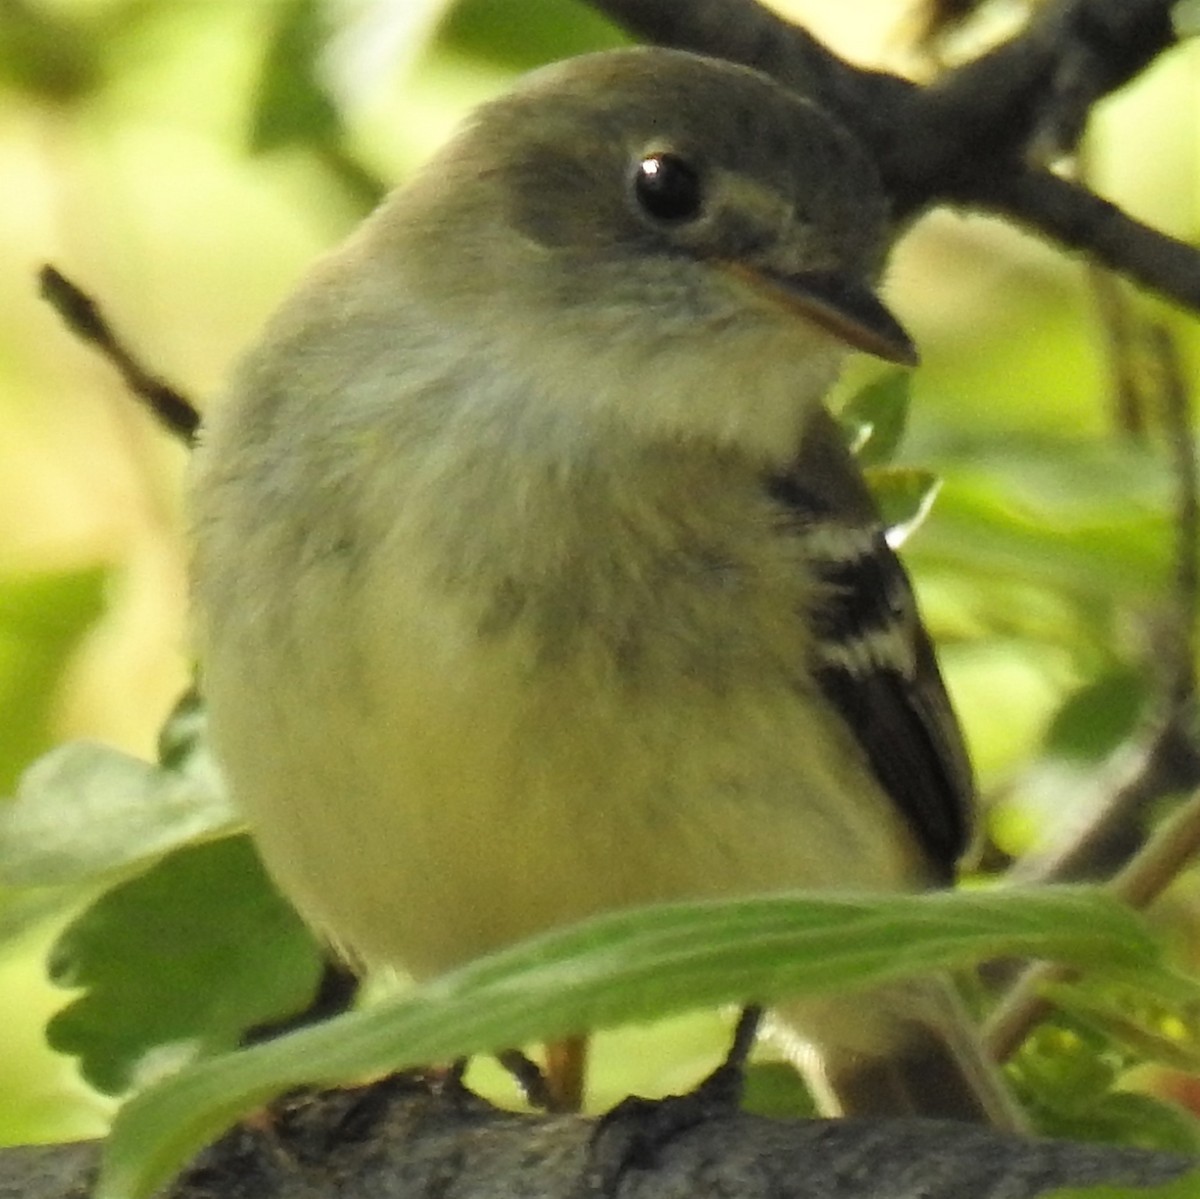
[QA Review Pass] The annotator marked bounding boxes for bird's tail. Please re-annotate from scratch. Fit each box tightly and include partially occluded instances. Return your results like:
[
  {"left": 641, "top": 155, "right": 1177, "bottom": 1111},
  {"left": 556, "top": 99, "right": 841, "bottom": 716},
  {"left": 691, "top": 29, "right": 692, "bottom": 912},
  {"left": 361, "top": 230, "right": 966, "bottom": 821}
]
[{"left": 768, "top": 975, "right": 1025, "bottom": 1130}]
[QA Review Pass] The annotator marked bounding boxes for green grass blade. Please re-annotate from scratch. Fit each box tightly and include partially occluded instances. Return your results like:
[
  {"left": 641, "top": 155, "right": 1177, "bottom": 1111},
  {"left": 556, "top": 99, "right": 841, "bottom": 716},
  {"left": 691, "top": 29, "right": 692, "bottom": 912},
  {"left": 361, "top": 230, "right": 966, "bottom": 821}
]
[{"left": 97, "top": 885, "right": 1166, "bottom": 1199}]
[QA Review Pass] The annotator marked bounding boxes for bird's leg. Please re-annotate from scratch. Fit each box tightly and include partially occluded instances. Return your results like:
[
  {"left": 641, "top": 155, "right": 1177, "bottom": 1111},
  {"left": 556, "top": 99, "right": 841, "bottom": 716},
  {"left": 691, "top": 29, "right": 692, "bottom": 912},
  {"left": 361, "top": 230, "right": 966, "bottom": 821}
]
[
  {"left": 698, "top": 1004, "right": 763, "bottom": 1105},
  {"left": 543, "top": 1033, "right": 589, "bottom": 1111},
  {"left": 497, "top": 1038, "right": 587, "bottom": 1111},
  {"left": 583, "top": 1006, "right": 763, "bottom": 1191},
  {"left": 496, "top": 1048, "right": 557, "bottom": 1110}
]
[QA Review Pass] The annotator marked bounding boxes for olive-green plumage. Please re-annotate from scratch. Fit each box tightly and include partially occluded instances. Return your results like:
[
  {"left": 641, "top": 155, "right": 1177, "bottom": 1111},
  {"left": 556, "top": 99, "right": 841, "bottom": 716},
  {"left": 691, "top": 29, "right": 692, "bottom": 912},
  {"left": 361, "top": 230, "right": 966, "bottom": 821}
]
[{"left": 189, "top": 47, "right": 1019, "bottom": 1126}]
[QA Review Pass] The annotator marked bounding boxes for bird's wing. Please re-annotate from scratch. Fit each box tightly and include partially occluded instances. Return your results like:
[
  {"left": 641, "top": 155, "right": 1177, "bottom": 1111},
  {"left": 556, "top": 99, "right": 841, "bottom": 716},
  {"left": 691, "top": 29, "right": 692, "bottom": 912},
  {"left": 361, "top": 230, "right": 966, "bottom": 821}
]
[{"left": 767, "top": 405, "right": 973, "bottom": 879}]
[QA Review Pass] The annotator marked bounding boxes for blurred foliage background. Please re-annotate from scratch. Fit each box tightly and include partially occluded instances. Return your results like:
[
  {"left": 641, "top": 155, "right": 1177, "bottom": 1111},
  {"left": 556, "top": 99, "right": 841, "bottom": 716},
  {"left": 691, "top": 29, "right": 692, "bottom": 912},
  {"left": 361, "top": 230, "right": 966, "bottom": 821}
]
[{"left": 0, "top": 0, "right": 1197, "bottom": 1153}]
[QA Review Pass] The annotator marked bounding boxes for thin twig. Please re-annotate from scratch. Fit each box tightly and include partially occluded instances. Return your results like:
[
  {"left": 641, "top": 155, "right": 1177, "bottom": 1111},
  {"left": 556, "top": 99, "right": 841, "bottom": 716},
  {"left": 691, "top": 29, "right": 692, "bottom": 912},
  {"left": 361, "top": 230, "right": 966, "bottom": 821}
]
[
  {"left": 1148, "top": 323, "right": 1200, "bottom": 706},
  {"left": 986, "top": 783, "right": 1200, "bottom": 1063},
  {"left": 38, "top": 264, "right": 200, "bottom": 444},
  {"left": 1086, "top": 264, "right": 1148, "bottom": 438},
  {"left": 496, "top": 1049, "right": 557, "bottom": 1112},
  {"left": 1072, "top": 141, "right": 1152, "bottom": 439},
  {"left": 1008, "top": 720, "right": 1200, "bottom": 888}
]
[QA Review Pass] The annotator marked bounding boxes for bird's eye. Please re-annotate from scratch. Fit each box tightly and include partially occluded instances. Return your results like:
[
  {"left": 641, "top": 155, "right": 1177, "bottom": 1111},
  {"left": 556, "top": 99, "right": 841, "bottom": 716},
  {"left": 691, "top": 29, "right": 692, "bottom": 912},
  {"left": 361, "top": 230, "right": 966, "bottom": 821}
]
[{"left": 632, "top": 152, "right": 703, "bottom": 223}]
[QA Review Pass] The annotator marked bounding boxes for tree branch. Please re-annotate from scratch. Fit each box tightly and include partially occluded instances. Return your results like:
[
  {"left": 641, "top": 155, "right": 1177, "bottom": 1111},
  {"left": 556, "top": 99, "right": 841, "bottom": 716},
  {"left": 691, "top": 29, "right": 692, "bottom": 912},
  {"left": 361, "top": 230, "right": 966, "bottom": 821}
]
[
  {"left": 0, "top": 1082, "right": 1192, "bottom": 1199},
  {"left": 585, "top": 0, "right": 1200, "bottom": 312},
  {"left": 988, "top": 781, "right": 1200, "bottom": 1061},
  {"left": 899, "top": 0, "right": 1175, "bottom": 173},
  {"left": 954, "top": 168, "right": 1200, "bottom": 310}
]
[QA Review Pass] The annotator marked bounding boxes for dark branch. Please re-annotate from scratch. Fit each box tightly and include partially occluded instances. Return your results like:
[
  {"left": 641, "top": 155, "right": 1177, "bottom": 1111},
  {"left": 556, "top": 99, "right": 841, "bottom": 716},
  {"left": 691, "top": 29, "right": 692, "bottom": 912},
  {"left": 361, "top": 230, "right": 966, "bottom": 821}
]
[
  {"left": 583, "top": 0, "right": 912, "bottom": 146},
  {"left": 988, "top": 773, "right": 1200, "bottom": 1061},
  {"left": 1084, "top": 249, "right": 1150, "bottom": 439},
  {"left": 1, "top": 1082, "right": 1192, "bottom": 1199},
  {"left": 1151, "top": 324, "right": 1200, "bottom": 705},
  {"left": 899, "top": 0, "right": 1175, "bottom": 175},
  {"left": 948, "top": 168, "right": 1200, "bottom": 310},
  {"left": 585, "top": 0, "right": 1200, "bottom": 313},
  {"left": 38, "top": 265, "right": 200, "bottom": 445}
]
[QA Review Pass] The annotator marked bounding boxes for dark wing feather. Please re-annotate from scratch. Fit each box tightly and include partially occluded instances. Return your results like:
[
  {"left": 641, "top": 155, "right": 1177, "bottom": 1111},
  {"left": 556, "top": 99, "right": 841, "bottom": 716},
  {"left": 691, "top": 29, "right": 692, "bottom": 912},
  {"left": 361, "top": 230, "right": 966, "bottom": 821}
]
[{"left": 767, "top": 406, "right": 973, "bottom": 879}]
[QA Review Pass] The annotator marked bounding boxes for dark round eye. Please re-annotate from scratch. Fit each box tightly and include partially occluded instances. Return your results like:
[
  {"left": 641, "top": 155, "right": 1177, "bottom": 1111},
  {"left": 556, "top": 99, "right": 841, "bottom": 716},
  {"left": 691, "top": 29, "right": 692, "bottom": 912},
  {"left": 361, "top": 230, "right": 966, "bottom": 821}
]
[{"left": 632, "top": 152, "right": 703, "bottom": 223}]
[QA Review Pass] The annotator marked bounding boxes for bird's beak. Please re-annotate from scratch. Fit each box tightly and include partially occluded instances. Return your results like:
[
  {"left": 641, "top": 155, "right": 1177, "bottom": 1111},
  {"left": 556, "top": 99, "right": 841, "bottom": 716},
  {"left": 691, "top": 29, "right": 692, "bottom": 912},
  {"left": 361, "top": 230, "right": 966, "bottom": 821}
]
[{"left": 721, "top": 262, "right": 919, "bottom": 367}]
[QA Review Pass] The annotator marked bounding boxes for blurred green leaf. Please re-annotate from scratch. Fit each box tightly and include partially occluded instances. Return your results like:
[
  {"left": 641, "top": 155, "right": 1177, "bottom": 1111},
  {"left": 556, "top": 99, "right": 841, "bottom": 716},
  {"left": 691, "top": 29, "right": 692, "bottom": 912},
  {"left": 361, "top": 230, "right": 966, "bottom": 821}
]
[
  {"left": 843, "top": 372, "right": 912, "bottom": 466},
  {"left": 0, "top": 566, "right": 107, "bottom": 795},
  {"left": 865, "top": 466, "right": 942, "bottom": 547},
  {"left": 913, "top": 477, "right": 1169, "bottom": 600},
  {"left": 98, "top": 885, "right": 1165, "bottom": 1199},
  {"left": 0, "top": 703, "right": 236, "bottom": 893},
  {"left": 1013, "top": 1013, "right": 1200, "bottom": 1154},
  {"left": 1043, "top": 1170, "right": 1200, "bottom": 1199},
  {"left": 1039, "top": 1087, "right": 1200, "bottom": 1156},
  {"left": 0, "top": 2, "right": 104, "bottom": 101},
  {"left": 0, "top": 689, "right": 236, "bottom": 952},
  {"left": 1044, "top": 671, "right": 1149, "bottom": 762},
  {"left": 248, "top": 0, "right": 386, "bottom": 209},
  {"left": 0, "top": 881, "right": 100, "bottom": 955},
  {"left": 437, "top": 0, "right": 626, "bottom": 71},
  {"left": 1042, "top": 982, "right": 1200, "bottom": 1076},
  {"left": 47, "top": 836, "right": 323, "bottom": 1096},
  {"left": 942, "top": 438, "right": 1168, "bottom": 520},
  {"left": 250, "top": 0, "right": 341, "bottom": 152},
  {"left": 917, "top": 438, "right": 1171, "bottom": 603}
]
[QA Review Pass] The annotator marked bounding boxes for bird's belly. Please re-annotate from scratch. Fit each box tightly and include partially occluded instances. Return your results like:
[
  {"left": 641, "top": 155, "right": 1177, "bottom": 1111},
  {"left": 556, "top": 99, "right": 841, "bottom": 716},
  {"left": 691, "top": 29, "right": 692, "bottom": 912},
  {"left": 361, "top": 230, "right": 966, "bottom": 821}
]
[{"left": 205, "top": 566, "right": 929, "bottom": 981}]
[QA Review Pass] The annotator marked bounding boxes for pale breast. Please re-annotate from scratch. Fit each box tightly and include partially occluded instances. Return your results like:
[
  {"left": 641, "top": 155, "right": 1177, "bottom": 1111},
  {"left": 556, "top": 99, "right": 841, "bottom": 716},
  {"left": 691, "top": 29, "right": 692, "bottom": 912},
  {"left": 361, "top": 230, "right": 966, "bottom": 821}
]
[{"left": 196, "top": 431, "right": 931, "bottom": 977}]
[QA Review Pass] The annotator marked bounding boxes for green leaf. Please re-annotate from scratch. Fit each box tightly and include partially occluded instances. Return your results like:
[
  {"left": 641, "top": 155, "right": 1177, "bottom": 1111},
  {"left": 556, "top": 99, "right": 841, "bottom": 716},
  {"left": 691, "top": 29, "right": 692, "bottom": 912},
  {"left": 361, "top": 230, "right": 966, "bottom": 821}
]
[
  {"left": 0, "top": 712, "right": 237, "bottom": 892},
  {"left": 864, "top": 466, "right": 942, "bottom": 547},
  {"left": 0, "top": 689, "right": 237, "bottom": 952},
  {"left": 47, "top": 837, "right": 323, "bottom": 1095},
  {"left": 1043, "top": 1172, "right": 1200, "bottom": 1199},
  {"left": 1066, "top": 1090, "right": 1200, "bottom": 1156},
  {"left": 1010, "top": 1006, "right": 1200, "bottom": 1154},
  {"left": 1041, "top": 982, "right": 1200, "bottom": 1075},
  {"left": 249, "top": 0, "right": 338, "bottom": 152},
  {"left": 98, "top": 885, "right": 1165, "bottom": 1199},
  {"left": 841, "top": 372, "right": 912, "bottom": 466},
  {"left": 0, "top": 4, "right": 104, "bottom": 102},
  {"left": 0, "top": 566, "right": 107, "bottom": 794},
  {"left": 437, "top": 0, "right": 627, "bottom": 71},
  {"left": 246, "top": 0, "right": 386, "bottom": 209},
  {"left": 249, "top": 0, "right": 341, "bottom": 153},
  {"left": 907, "top": 438, "right": 1171, "bottom": 600},
  {"left": 0, "top": 881, "right": 102, "bottom": 956},
  {"left": 911, "top": 480, "right": 1169, "bottom": 600},
  {"left": 1043, "top": 671, "right": 1148, "bottom": 762}
]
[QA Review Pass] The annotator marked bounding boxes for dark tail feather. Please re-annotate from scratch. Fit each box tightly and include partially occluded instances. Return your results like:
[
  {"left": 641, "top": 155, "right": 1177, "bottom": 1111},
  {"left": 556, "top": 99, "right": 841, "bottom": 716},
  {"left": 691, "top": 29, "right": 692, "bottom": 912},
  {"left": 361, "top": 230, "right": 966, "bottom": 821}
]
[
  {"left": 817, "top": 1019, "right": 1023, "bottom": 1126},
  {"left": 770, "top": 977, "right": 1026, "bottom": 1131}
]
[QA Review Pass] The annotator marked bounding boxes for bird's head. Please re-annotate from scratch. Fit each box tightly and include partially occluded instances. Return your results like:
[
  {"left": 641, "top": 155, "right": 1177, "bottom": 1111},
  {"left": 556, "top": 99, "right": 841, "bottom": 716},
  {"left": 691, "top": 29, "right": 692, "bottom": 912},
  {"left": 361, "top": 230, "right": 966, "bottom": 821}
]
[{"left": 357, "top": 48, "right": 915, "bottom": 460}]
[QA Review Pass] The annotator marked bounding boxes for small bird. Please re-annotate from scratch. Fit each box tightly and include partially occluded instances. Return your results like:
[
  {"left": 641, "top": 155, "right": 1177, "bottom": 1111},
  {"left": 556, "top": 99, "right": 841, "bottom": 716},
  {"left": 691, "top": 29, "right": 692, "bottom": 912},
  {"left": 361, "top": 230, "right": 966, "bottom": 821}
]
[{"left": 188, "top": 46, "right": 1020, "bottom": 1125}]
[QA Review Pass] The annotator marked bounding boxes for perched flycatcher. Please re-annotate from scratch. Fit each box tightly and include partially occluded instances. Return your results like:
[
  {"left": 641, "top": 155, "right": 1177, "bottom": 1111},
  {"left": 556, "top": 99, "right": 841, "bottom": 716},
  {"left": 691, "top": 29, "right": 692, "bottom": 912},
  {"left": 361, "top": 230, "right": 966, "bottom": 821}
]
[{"left": 189, "top": 46, "right": 1020, "bottom": 1127}]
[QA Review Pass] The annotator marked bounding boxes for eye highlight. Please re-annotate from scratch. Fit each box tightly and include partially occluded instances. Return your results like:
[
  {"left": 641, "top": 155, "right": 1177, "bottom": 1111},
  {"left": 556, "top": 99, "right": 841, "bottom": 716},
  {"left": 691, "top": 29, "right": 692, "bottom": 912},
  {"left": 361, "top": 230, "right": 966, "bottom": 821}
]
[{"left": 632, "top": 152, "right": 703, "bottom": 223}]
